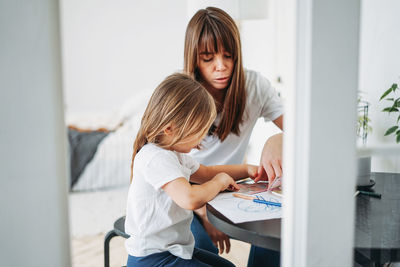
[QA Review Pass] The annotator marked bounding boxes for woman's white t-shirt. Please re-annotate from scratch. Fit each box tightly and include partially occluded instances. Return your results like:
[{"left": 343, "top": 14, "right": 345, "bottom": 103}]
[
  {"left": 125, "top": 143, "right": 200, "bottom": 259},
  {"left": 189, "top": 69, "right": 283, "bottom": 165}
]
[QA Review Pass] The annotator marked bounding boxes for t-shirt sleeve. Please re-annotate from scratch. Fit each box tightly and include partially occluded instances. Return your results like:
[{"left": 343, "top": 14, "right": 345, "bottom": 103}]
[
  {"left": 257, "top": 74, "right": 284, "bottom": 122},
  {"left": 144, "top": 151, "right": 187, "bottom": 190},
  {"left": 181, "top": 154, "right": 200, "bottom": 174}
]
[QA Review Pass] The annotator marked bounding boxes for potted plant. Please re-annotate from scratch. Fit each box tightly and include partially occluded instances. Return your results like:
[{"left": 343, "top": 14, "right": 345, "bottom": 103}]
[
  {"left": 379, "top": 83, "right": 400, "bottom": 143},
  {"left": 356, "top": 93, "right": 373, "bottom": 187},
  {"left": 357, "top": 95, "right": 372, "bottom": 145}
]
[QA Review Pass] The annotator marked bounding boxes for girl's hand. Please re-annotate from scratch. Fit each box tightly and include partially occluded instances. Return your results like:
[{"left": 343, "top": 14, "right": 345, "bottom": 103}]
[
  {"left": 247, "top": 164, "right": 259, "bottom": 179},
  {"left": 202, "top": 219, "right": 231, "bottom": 254},
  {"left": 214, "top": 173, "right": 240, "bottom": 192}
]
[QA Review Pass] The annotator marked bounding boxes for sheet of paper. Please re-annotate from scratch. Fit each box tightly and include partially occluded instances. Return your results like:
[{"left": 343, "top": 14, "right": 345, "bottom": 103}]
[{"left": 208, "top": 190, "right": 282, "bottom": 224}]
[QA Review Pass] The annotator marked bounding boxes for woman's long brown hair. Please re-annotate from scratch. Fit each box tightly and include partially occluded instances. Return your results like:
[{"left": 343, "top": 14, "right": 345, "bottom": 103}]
[
  {"left": 184, "top": 6, "right": 246, "bottom": 141},
  {"left": 130, "top": 73, "right": 217, "bottom": 181}
]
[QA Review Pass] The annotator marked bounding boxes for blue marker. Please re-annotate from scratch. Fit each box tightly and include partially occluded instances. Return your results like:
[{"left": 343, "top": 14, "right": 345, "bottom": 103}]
[{"left": 253, "top": 199, "right": 282, "bottom": 207}]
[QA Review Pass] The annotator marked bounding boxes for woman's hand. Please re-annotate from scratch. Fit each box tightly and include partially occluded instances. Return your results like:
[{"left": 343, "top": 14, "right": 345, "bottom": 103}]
[
  {"left": 202, "top": 218, "right": 231, "bottom": 254},
  {"left": 254, "top": 133, "right": 283, "bottom": 189}
]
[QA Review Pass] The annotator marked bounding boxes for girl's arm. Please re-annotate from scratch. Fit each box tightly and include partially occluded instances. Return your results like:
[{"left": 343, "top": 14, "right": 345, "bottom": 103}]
[
  {"left": 162, "top": 172, "right": 239, "bottom": 210},
  {"left": 190, "top": 164, "right": 258, "bottom": 184}
]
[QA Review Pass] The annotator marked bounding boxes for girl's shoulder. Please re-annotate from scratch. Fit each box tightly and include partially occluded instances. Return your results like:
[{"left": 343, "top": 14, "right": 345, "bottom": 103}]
[{"left": 135, "top": 143, "right": 175, "bottom": 165}]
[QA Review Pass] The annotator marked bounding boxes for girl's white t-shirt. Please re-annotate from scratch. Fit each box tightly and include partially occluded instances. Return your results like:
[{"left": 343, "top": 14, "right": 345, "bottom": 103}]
[
  {"left": 189, "top": 69, "right": 283, "bottom": 165},
  {"left": 125, "top": 143, "right": 200, "bottom": 259}
]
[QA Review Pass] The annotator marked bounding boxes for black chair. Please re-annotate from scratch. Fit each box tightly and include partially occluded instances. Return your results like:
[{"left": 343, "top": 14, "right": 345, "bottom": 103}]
[{"left": 104, "top": 216, "right": 130, "bottom": 267}]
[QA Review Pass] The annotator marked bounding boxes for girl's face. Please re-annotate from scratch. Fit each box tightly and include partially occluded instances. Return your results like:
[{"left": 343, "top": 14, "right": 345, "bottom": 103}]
[
  {"left": 170, "top": 131, "right": 207, "bottom": 153},
  {"left": 197, "top": 49, "right": 234, "bottom": 92}
]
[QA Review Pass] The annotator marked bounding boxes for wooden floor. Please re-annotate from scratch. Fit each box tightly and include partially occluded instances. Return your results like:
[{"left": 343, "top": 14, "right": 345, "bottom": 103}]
[{"left": 71, "top": 234, "right": 250, "bottom": 267}]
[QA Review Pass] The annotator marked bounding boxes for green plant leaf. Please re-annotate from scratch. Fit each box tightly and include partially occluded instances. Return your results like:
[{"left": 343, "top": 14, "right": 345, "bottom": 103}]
[
  {"left": 386, "top": 98, "right": 394, "bottom": 101},
  {"left": 380, "top": 87, "right": 393, "bottom": 101},
  {"left": 396, "top": 130, "right": 400, "bottom": 135},
  {"left": 397, "top": 133, "right": 400, "bottom": 143},
  {"left": 382, "top": 107, "right": 392, "bottom": 112},
  {"left": 390, "top": 107, "right": 399, "bottom": 112},
  {"left": 384, "top": 126, "right": 398, "bottom": 136},
  {"left": 391, "top": 83, "right": 398, "bottom": 92},
  {"left": 397, "top": 114, "right": 400, "bottom": 124}
]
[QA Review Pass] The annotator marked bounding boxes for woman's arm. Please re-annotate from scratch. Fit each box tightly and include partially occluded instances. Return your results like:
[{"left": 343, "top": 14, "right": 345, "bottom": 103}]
[
  {"left": 255, "top": 114, "right": 284, "bottom": 188},
  {"left": 162, "top": 173, "right": 239, "bottom": 210},
  {"left": 190, "top": 164, "right": 258, "bottom": 184}
]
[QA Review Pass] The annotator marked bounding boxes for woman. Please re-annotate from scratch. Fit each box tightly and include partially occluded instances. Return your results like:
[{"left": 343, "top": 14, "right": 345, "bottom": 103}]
[{"left": 184, "top": 6, "right": 283, "bottom": 267}]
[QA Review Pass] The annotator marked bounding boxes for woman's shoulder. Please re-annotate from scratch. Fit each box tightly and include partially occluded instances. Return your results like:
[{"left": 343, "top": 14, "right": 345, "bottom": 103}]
[{"left": 244, "top": 68, "right": 273, "bottom": 99}]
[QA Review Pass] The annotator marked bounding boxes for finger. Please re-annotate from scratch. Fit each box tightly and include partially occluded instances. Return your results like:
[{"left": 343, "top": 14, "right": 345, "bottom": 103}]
[
  {"left": 225, "top": 237, "right": 231, "bottom": 253},
  {"left": 265, "top": 164, "right": 276, "bottom": 182},
  {"left": 231, "top": 182, "right": 240, "bottom": 190},
  {"left": 249, "top": 166, "right": 258, "bottom": 178},
  {"left": 267, "top": 177, "right": 275, "bottom": 190},
  {"left": 265, "top": 169, "right": 276, "bottom": 189},
  {"left": 218, "top": 238, "right": 225, "bottom": 254},
  {"left": 271, "top": 160, "right": 282, "bottom": 179},
  {"left": 254, "top": 166, "right": 265, "bottom": 182},
  {"left": 226, "top": 184, "right": 235, "bottom": 191},
  {"left": 272, "top": 179, "right": 282, "bottom": 189}
]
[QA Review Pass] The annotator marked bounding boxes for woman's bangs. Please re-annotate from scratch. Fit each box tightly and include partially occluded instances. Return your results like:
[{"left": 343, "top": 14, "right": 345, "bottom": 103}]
[
  {"left": 198, "top": 23, "right": 236, "bottom": 58},
  {"left": 198, "top": 25, "right": 217, "bottom": 54}
]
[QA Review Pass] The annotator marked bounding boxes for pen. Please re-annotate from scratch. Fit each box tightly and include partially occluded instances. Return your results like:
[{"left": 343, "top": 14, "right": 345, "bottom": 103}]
[
  {"left": 233, "top": 193, "right": 282, "bottom": 207},
  {"left": 357, "top": 190, "right": 381, "bottom": 199}
]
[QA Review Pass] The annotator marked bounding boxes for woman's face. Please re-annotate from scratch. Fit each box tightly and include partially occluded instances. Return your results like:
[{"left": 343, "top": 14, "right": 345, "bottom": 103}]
[{"left": 197, "top": 49, "right": 234, "bottom": 92}]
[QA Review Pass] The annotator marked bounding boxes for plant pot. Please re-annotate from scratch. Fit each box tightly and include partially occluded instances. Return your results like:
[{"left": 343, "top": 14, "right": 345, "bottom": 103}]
[{"left": 357, "top": 156, "right": 371, "bottom": 186}]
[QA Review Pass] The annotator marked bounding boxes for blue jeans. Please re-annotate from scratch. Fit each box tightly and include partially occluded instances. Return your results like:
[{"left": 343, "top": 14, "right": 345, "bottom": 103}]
[
  {"left": 127, "top": 247, "right": 235, "bottom": 267},
  {"left": 247, "top": 245, "right": 280, "bottom": 267}
]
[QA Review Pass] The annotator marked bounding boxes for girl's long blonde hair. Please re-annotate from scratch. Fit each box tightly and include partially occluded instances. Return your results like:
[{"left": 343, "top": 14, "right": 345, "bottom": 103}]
[
  {"left": 130, "top": 73, "right": 217, "bottom": 181},
  {"left": 184, "top": 6, "right": 246, "bottom": 141}
]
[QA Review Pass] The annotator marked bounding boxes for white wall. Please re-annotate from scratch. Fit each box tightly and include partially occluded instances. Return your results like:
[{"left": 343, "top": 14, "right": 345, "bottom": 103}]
[
  {"left": 61, "top": 1, "right": 280, "bottom": 118},
  {"left": 359, "top": 0, "right": 400, "bottom": 171},
  {"left": 61, "top": 0, "right": 187, "bottom": 117}
]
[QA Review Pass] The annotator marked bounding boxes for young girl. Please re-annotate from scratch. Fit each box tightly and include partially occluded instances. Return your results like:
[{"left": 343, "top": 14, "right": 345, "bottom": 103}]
[
  {"left": 184, "top": 7, "right": 284, "bottom": 267},
  {"left": 125, "top": 73, "right": 258, "bottom": 267}
]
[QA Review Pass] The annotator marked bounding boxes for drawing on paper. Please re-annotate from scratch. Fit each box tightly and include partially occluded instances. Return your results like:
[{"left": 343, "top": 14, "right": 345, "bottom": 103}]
[
  {"left": 214, "top": 192, "right": 281, "bottom": 213},
  {"left": 237, "top": 197, "right": 281, "bottom": 213}
]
